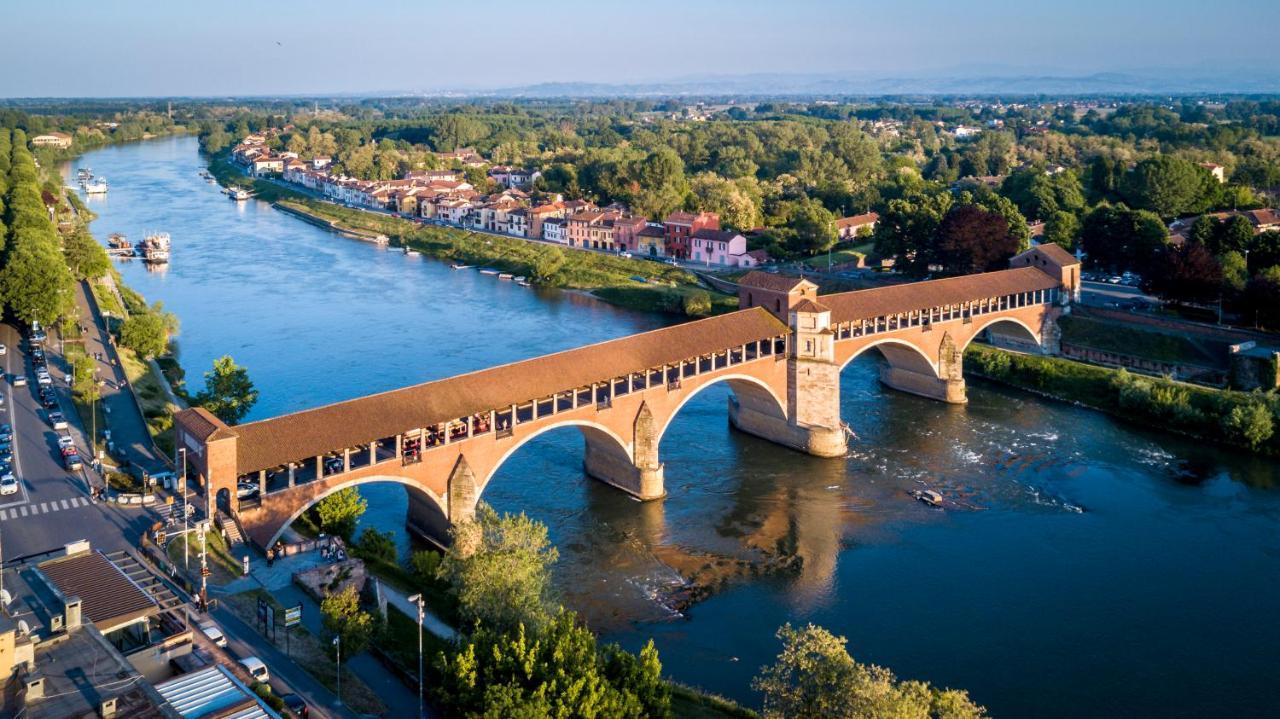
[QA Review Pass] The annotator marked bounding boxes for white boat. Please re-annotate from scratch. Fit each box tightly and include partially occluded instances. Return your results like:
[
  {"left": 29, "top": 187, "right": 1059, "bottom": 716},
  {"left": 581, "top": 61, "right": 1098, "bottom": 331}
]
[
  {"left": 76, "top": 168, "right": 92, "bottom": 180},
  {"left": 516, "top": 280, "right": 532, "bottom": 287},
  {"left": 513, "top": 276, "right": 527, "bottom": 283},
  {"left": 228, "top": 187, "right": 251, "bottom": 201},
  {"left": 478, "top": 269, "right": 500, "bottom": 276},
  {"left": 406, "top": 250, "right": 421, "bottom": 257},
  {"left": 84, "top": 178, "right": 108, "bottom": 194},
  {"left": 498, "top": 273, "right": 514, "bottom": 280},
  {"left": 451, "top": 264, "right": 475, "bottom": 270},
  {"left": 140, "top": 232, "right": 171, "bottom": 264}
]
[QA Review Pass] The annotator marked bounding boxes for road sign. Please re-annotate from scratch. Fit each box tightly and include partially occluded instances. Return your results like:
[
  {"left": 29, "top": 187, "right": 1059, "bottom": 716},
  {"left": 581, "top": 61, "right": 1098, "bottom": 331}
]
[{"left": 284, "top": 604, "right": 302, "bottom": 628}]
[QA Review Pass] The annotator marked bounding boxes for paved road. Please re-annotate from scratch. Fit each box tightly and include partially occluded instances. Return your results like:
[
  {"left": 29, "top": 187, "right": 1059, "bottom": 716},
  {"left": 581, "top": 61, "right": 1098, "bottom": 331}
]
[
  {"left": 74, "top": 279, "right": 168, "bottom": 475},
  {"left": 1079, "top": 279, "right": 1156, "bottom": 307},
  {"left": 0, "top": 323, "right": 156, "bottom": 559}
]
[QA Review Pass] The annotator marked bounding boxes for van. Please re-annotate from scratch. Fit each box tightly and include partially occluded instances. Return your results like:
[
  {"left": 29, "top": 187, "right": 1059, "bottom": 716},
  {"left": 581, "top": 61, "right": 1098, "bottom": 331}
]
[{"left": 239, "top": 656, "right": 269, "bottom": 682}]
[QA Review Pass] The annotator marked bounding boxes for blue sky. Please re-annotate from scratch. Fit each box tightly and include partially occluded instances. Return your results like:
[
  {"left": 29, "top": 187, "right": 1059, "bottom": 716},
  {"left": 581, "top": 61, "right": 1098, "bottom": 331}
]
[{"left": 4, "top": 0, "right": 1277, "bottom": 96}]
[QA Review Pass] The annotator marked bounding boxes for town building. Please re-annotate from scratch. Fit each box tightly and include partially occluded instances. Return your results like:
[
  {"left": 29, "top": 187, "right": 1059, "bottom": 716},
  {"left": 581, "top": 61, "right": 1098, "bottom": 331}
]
[
  {"left": 691, "top": 228, "right": 755, "bottom": 267},
  {"left": 30, "top": 132, "right": 74, "bottom": 149},
  {"left": 542, "top": 217, "right": 567, "bottom": 244},
  {"left": 1200, "top": 162, "right": 1226, "bottom": 183},
  {"left": 835, "top": 212, "right": 879, "bottom": 241},
  {"left": 662, "top": 211, "right": 720, "bottom": 259}
]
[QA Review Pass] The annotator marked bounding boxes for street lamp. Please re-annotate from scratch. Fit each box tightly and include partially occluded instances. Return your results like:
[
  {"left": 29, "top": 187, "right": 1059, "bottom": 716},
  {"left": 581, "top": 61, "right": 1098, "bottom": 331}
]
[
  {"left": 408, "top": 593, "right": 425, "bottom": 718},
  {"left": 333, "top": 635, "right": 342, "bottom": 707},
  {"left": 179, "top": 448, "right": 189, "bottom": 570}
]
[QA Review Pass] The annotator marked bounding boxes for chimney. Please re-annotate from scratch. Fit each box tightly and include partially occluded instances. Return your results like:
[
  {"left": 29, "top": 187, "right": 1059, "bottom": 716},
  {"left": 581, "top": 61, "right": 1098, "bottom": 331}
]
[
  {"left": 24, "top": 672, "right": 45, "bottom": 700},
  {"left": 64, "top": 596, "right": 82, "bottom": 629},
  {"left": 100, "top": 696, "right": 117, "bottom": 718}
]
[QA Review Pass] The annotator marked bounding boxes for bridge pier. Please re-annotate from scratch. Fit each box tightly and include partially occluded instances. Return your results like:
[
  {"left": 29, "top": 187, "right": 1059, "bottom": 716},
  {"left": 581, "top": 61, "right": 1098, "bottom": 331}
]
[
  {"left": 583, "top": 403, "right": 665, "bottom": 500},
  {"left": 878, "top": 330, "right": 967, "bottom": 404}
]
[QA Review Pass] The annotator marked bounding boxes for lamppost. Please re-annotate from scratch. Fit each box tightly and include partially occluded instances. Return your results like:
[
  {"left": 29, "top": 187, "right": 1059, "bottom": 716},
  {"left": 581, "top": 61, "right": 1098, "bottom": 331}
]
[
  {"left": 198, "top": 522, "right": 210, "bottom": 612},
  {"left": 179, "top": 448, "right": 189, "bottom": 570},
  {"left": 408, "top": 593, "right": 425, "bottom": 718},
  {"left": 333, "top": 635, "right": 342, "bottom": 707}
]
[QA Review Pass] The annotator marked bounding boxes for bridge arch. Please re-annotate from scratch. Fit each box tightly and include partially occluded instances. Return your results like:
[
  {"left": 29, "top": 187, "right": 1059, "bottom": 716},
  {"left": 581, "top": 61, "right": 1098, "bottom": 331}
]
[
  {"left": 261, "top": 474, "right": 448, "bottom": 550},
  {"left": 837, "top": 337, "right": 938, "bottom": 377},
  {"left": 478, "top": 419, "right": 633, "bottom": 493},
  {"left": 654, "top": 373, "right": 787, "bottom": 445},
  {"left": 961, "top": 315, "right": 1042, "bottom": 351}
]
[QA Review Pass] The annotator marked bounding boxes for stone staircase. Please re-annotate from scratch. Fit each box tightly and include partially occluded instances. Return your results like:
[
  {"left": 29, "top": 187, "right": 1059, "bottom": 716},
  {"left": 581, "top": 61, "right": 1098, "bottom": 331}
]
[{"left": 216, "top": 512, "right": 245, "bottom": 548}]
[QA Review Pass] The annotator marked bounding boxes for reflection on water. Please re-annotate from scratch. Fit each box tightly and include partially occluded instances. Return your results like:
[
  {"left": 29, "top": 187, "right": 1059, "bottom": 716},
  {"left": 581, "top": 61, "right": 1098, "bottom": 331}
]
[{"left": 72, "top": 137, "right": 1280, "bottom": 719}]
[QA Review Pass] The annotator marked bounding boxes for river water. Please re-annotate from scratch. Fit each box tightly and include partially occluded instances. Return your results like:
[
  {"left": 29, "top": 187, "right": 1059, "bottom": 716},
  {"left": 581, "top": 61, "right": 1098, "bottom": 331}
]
[{"left": 71, "top": 136, "right": 1280, "bottom": 717}]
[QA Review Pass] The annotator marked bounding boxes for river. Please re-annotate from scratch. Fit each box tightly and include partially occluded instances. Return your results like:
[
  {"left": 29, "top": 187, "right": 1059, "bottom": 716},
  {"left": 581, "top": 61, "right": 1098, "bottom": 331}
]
[{"left": 70, "top": 136, "right": 1280, "bottom": 718}]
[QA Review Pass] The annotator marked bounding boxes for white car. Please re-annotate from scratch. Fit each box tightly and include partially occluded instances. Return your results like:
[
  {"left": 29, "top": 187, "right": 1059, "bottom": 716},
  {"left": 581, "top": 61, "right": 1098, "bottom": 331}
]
[
  {"left": 239, "top": 656, "right": 269, "bottom": 682},
  {"left": 0, "top": 344, "right": 6, "bottom": 356},
  {"left": 57, "top": 435, "right": 75, "bottom": 450},
  {"left": 12, "top": 375, "right": 26, "bottom": 387},
  {"left": 0, "top": 474, "right": 18, "bottom": 496},
  {"left": 200, "top": 622, "right": 227, "bottom": 648},
  {"left": 49, "top": 412, "right": 68, "bottom": 430},
  {"left": 36, "top": 372, "right": 52, "bottom": 386}
]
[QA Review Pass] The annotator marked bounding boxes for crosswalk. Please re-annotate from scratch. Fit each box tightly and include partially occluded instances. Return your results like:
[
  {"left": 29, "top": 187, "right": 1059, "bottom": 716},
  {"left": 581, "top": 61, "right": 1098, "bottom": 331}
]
[{"left": 0, "top": 496, "right": 93, "bottom": 521}]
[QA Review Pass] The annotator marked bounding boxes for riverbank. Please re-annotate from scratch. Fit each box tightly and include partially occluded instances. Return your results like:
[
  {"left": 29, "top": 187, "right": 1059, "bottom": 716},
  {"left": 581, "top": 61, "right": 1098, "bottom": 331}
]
[
  {"left": 965, "top": 344, "right": 1280, "bottom": 456},
  {"left": 203, "top": 151, "right": 738, "bottom": 317}
]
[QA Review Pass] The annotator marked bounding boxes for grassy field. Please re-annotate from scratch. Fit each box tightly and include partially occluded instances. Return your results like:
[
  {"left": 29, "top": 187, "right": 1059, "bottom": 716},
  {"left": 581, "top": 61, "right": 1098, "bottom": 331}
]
[
  {"left": 801, "top": 247, "right": 867, "bottom": 270},
  {"left": 671, "top": 684, "right": 760, "bottom": 719},
  {"left": 1058, "top": 315, "right": 1222, "bottom": 367},
  {"left": 223, "top": 589, "right": 386, "bottom": 716},
  {"left": 166, "top": 523, "right": 242, "bottom": 585},
  {"left": 118, "top": 346, "right": 179, "bottom": 457}
]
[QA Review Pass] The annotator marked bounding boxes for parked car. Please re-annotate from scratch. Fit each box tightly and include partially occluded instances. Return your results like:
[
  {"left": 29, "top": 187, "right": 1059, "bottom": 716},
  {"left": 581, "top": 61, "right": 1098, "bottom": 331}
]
[
  {"left": 48, "top": 411, "right": 67, "bottom": 430},
  {"left": 63, "top": 452, "right": 82, "bottom": 471},
  {"left": 199, "top": 622, "right": 227, "bottom": 648},
  {"left": 281, "top": 693, "right": 309, "bottom": 718},
  {"left": 0, "top": 474, "right": 18, "bottom": 496},
  {"left": 238, "top": 656, "right": 270, "bottom": 682},
  {"left": 0, "top": 344, "right": 6, "bottom": 356},
  {"left": 41, "top": 394, "right": 58, "bottom": 410},
  {"left": 236, "top": 482, "right": 260, "bottom": 500},
  {"left": 0, "top": 424, "right": 11, "bottom": 441},
  {"left": 12, "top": 374, "right": 26, "bottom": 387},
  {"left": 36, "top": 371, "right": 52, "bottom": 386}
]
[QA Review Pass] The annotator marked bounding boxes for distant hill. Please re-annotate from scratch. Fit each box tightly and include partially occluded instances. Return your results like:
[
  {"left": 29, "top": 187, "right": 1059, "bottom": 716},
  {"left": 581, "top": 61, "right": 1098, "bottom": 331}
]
[{"left": 461, "top": 70, "right": 1280, "bottom": 98}]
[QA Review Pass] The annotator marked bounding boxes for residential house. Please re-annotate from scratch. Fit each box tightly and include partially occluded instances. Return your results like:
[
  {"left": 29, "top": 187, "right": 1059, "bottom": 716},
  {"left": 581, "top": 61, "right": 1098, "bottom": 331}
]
[
  {"left": 690, "top": 228, "right": 754, "bottom": 267},
  {"left": 250, "top": 155, "right": 284, "bottom": 176},
  {"left": 1200, "top": 162, "right": 1226, "bottom": 183},
  {"left": 508, "top": 208, "right": 530, "bottom": 238},
  {"left": 635, "top": 225, "right": 667, "bottom": 257},
  {"left": 542, "top": 217, "right": 567, "bottom": 244},
  {"left": 30, "top": 132, "right": 73, "bottom": 149},
  {"left": 662, "top": 211, "right": 720, "bottom": 259},
  {"left": 405, "top": 169, "right": 461, "bottom": 183},
  {"left": 834, "top": 212, "right": 879, "bottom": 241},
  {"left": 611, "top": 216, "right": 648, "bottom": 253},
  {"left": 566, "top": 210, "right": 623, "bottom": 250},
  {"left": 312, "top": 156, "right": 332, "bottom": 170},
  {"left": 489, "top": 166, "right": 542, "bottom": 189},
  {"left": 526, "top": 201, "right": 568, "bottom": 239}
]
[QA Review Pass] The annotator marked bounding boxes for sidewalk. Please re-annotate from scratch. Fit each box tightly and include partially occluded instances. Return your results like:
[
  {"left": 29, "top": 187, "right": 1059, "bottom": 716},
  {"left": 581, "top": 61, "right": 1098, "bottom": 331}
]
[
  {"left": 74, "top": 279, "right": 168, "bottom": 475},
  {"left": 216, "top": 549, "right": 438, "bottom": 718}
]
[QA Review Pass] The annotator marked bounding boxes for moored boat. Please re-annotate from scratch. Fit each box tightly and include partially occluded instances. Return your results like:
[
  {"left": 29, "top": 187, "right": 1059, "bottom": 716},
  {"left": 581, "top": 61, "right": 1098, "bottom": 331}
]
[
  {"left": 84, "top": 177, "right": 108, "bottom": 194},
  {"left": 140, "top": 232, "right": 171, "bottom": 264}
]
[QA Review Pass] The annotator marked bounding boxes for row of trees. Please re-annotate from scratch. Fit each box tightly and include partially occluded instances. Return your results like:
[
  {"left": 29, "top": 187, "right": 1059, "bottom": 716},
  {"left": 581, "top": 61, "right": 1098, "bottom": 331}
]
[{"left": 0, "top": 129, "right": 76, "bottom": 326}]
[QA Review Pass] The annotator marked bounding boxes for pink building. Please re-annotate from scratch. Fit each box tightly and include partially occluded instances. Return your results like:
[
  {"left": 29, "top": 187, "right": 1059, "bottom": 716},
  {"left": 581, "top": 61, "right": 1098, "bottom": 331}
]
[{"left": 691, "top": 229, "right": 755, "bottom": 267}]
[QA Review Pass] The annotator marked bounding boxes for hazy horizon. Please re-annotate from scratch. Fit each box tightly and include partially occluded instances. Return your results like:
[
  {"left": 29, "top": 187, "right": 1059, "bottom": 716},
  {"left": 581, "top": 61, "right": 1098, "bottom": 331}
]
[{"left": 4, "top": 0, "right": 1278, "bottom": 98}]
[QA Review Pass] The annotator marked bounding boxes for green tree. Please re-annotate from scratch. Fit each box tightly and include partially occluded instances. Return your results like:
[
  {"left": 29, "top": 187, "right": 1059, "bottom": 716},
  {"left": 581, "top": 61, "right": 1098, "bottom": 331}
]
[
  {"left": 753, "top": 623, "right": 987, "bottom": 719},
  {"left": 1214, "top": 215, "right": 1255, "bottom": 255},
  {"left": 321, "top": 585, "right": 376, "bottom": 659},
  {"left": 313, "top": 487, "right": 367, "bottom": 541},
  {"left": 531, "top": 247, "right": 565, "bottom": 282},
  {"left": 1220, "top": 251, "right": 1249, "bottom": 293},
  {"left": 354, "top": 528, "right": 397, "bottom": 563},
  {"left": 0, "top": 239, "right": 73, "bottom": 326},
  {"left": 1043, "top": 210, "right": 1079, "bottom": 249},
  {"left": 433, "top": 611, "right": 669, "bottom": 719},
  {"left": 787, "top": 200, "right": 838, "bottom": 254},
  {"left": 194, "top": 355, "right": 259, "bottom": 425},
  {"left": 439, "top": 504, "right": 559, "bottom": 633},
  {"left": 1221, "top": 402, "right": 1274, "bottom": 450},
  {"left": 118, "top": 312, "right": 169, "bottom": 358},
  {"left": 63, "top": 228, "right": 111, "bottom": 279},
  {"left": 1121, "top": 156, "right": 1215, "bottom": 218},
  {"left": 1080, "top": 203, "right": 1169, "bottom": 273}
]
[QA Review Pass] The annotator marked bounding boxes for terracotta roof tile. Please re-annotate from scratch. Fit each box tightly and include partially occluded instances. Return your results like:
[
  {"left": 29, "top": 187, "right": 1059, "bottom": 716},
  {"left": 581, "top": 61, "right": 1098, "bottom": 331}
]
[
  {"left": 174, "top": 407, "right": 237, "bottom": 442},
  {"left": 737, "top": 271, "right": 815, "bottom": 293},
  {"left": 821, "top": 267, "right": 1060, "bottom": 324},
  {"left": 233, "top": 308, "right": 789, "bottom": 473}
]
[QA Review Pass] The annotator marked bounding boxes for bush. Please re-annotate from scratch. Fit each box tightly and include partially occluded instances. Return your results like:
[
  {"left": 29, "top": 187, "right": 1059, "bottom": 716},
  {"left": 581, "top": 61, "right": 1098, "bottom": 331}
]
[
  {"left": 1221, "top": 401, "right": 1274, "bottom": 449},
  {"left": 252, "top": 682, "right": 285, "bottom": 711},
  {"left": 682, "top": 290, "right": 713, "bottom": 317},
  {"left": 354, "top": 528, "right": 397, "bottom": 563}
]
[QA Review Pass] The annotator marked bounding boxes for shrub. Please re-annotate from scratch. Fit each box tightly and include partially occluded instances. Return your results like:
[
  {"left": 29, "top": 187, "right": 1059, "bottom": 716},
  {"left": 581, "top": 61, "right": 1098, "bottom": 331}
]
[
  {"left": 1221, "top": 402, "right": 1274, "bottom": 450},
  {"left": 354, "top": 528, "right": 397, "bottom": 563}
]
